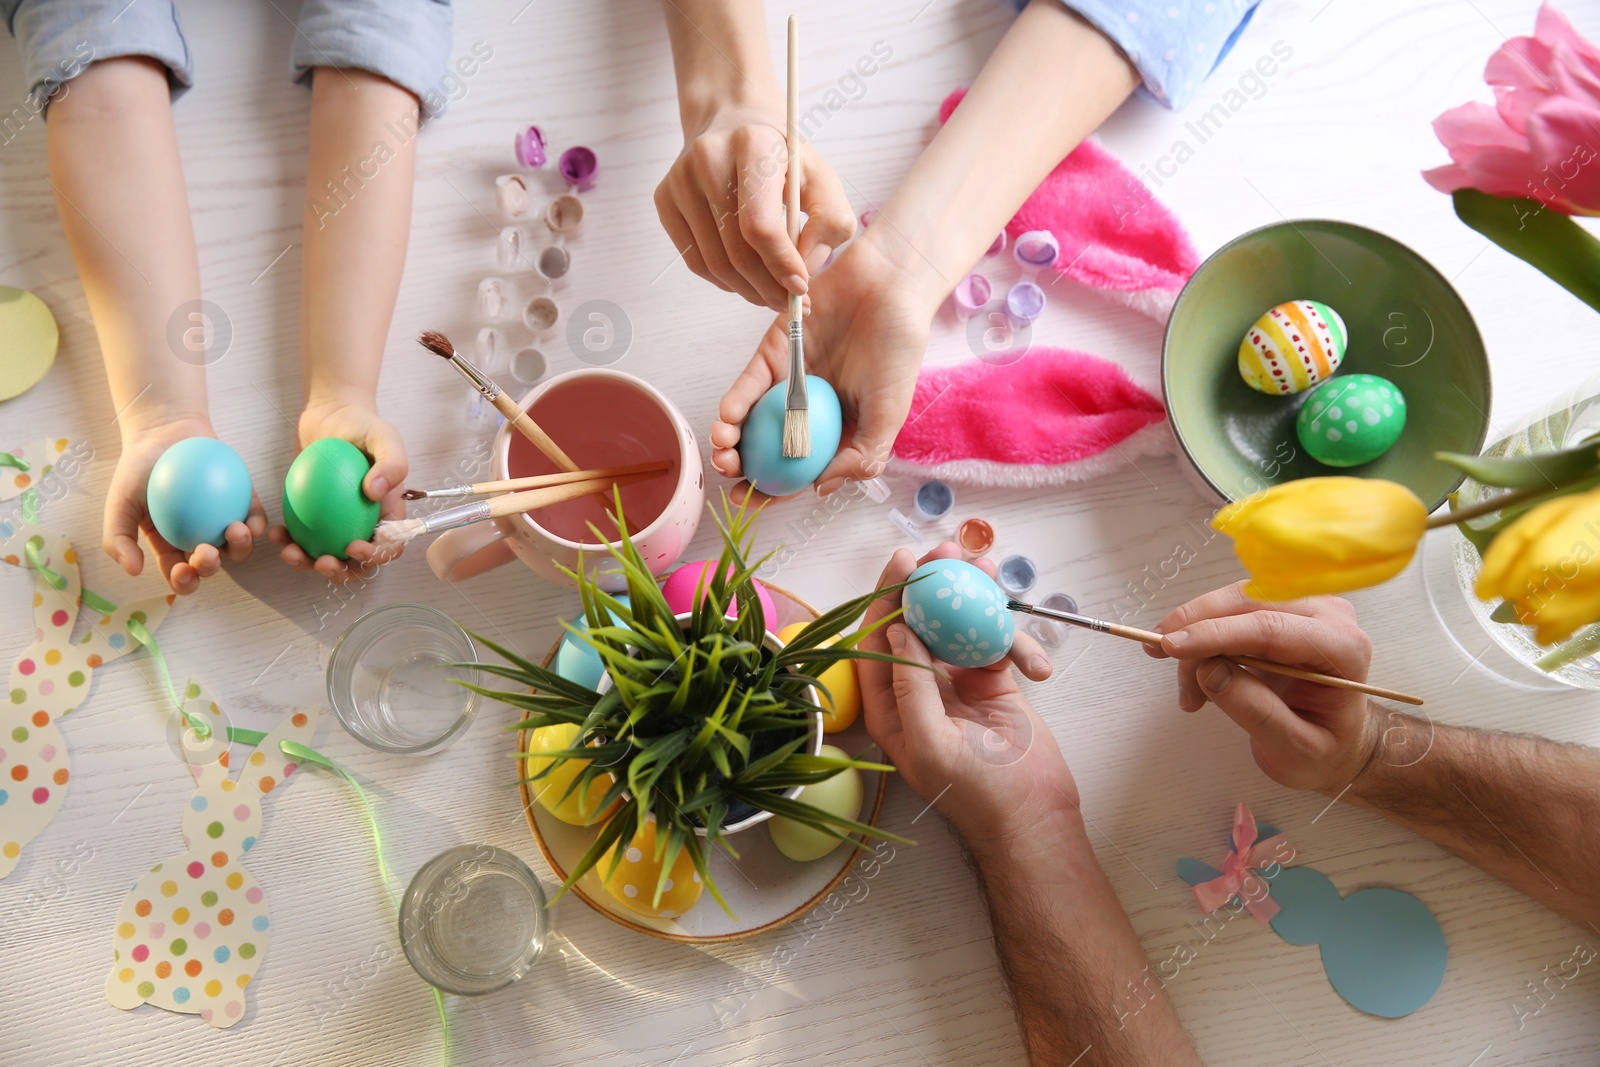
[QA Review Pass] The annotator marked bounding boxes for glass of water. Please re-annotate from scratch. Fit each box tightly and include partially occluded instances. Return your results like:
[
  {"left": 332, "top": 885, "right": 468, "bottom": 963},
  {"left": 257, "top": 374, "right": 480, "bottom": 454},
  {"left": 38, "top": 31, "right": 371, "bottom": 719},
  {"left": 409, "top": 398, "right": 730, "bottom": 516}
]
[
  {"left": 326, "top": 604, "right": 480, "bottom": 755},
  {"left": 400, "top": 844, "right": 548, "bottom": 995}
]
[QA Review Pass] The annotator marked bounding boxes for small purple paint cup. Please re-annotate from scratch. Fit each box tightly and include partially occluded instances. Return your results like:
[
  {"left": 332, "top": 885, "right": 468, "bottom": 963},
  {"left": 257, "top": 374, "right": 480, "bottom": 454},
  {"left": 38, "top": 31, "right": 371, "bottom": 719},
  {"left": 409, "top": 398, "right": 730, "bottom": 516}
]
[
  {"left": 1013, "top": 229, "right": 1059, "bottom": 270},
  {"left": 514, "top": 125, "right": 547, "bottom": 169},
  {"left": 558, "top": 146, "right": 598, "bottom": 191},
  {"left": 1005, "top": 281, "right": 1046, "bottom": 326},
  {"left": 951, "top": 273, "right": 992, "bottom": 321}
]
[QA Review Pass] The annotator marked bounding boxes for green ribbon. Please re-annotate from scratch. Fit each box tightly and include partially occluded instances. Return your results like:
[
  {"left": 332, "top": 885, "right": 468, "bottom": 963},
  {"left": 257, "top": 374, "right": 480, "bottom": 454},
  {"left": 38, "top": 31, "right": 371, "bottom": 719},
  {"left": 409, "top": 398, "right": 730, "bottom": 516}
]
[
  {"left": 119, "top": 599, "right": 447, "bottom": 1057},
  {"left": 0, "top": 452, "right": 27, "bottom": 471}
]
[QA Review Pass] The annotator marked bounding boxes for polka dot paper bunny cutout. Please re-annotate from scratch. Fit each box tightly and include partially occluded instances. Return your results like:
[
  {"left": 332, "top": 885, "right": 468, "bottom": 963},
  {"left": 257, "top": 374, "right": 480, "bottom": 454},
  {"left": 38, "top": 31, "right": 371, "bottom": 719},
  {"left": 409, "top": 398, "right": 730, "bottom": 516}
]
[
  {"left": 0, "top": 519, "right": 175, "bottom": 879},
  {"left": 107, "top": 689, "right": 319, "bottom": 1028}
]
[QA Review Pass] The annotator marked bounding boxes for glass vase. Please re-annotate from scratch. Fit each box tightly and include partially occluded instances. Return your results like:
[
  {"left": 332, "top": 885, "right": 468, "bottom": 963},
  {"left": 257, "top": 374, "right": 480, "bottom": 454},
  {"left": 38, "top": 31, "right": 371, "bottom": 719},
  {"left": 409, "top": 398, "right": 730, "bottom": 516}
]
[{"left": 1422, "top": 374, "right": 1600, "bottom": 690}]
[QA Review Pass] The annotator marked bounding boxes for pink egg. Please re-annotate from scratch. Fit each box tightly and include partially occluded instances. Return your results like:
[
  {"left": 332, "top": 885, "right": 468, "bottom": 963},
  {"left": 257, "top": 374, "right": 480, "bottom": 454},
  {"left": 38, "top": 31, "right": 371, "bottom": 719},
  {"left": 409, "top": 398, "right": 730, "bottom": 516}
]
[{"left": 660, "top": 560, "right": 778, "bottom": 632}]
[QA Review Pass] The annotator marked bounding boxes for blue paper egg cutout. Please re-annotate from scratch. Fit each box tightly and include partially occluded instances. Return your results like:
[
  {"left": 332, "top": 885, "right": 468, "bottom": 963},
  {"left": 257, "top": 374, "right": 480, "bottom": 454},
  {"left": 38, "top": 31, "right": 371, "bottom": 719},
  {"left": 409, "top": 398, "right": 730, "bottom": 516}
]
[
  {"left": 554, "top": 595, "right": 630, "bottom": 689},
  {"left": 903, "top": 559, "right": 1014, "bottom": 668},
  {"left": 737, "top": 376, "right": 842, "bottom": 497},
  {"left": 145, "top": 437, "right": 253, "bottom": 551}
]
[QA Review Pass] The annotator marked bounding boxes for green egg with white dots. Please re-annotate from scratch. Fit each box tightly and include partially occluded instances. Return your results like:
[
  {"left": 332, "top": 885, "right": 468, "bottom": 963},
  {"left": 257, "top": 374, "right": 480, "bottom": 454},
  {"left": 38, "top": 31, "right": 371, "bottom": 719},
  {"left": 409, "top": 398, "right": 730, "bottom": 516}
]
[{"left": 1296, "top": 374, "right": 1407, "bottom": 467}]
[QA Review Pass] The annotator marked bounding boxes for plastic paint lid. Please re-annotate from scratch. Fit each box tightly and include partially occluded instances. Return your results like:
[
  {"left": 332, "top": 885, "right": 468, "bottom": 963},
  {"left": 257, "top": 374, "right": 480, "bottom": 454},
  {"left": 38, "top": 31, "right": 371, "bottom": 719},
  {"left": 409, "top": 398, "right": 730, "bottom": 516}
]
[
  {"left": 952, "top": 274, "right": 992, "bottom": 318},
  {"left": 912, "top": 480, "right": 954, "bottom": 522},
  {"left": 997, "top": 555, "right": 1037, "bottom": 596},
  {"left": 514, "top": 125, "right": 547, "bottom": 168},
  {"left": 1013, "top": 230, "right": 1059, "bottom": 268},
  {"left": 957, "top": 517, "right": 994, "bottom": 555},
  {"left": 888, "top": 508, "right": 925, "bottom": 543},
  {"left": 558, "top": 146, "right": 598, "bottom": 191},
  {"left": 1006, "top": 282, "right": 1046, "bottom": 324}
]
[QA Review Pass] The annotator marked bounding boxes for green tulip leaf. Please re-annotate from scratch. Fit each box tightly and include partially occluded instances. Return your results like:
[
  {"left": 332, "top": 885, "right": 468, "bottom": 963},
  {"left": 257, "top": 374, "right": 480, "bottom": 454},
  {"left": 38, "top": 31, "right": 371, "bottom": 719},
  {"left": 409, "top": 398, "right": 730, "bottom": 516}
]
[
  {"left": 1534, "top": 624, "right": 1600, "bottom": 672},
  {"left": 1489, "top": 599, "right": 1522, "bottom": 625},
  {"left": 1452, "top": 188, "right": 1600, "bottom": 315},
  {"left": 1434, "top": 441, "right": 1600, "bottom": 490}
]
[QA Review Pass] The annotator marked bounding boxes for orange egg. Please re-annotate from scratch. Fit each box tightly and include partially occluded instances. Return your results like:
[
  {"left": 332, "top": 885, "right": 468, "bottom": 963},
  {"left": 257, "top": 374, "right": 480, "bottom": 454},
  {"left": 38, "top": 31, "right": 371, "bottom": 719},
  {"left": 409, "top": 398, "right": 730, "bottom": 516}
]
[
  {"left": 776, "top": 623, "right": 861, "bottom": 733},
  {"left": 526, "top": 724, "right": 620, "bottom": 826},
  {"left": 601, "top": 819, "right": 704, "bottom": 920}
]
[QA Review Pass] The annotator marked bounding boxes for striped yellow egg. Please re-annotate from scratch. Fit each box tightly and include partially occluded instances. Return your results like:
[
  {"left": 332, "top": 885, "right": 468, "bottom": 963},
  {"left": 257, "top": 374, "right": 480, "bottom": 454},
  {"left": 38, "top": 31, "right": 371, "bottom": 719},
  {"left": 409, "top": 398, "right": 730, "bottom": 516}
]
[
  {"left": 1238, "top": 300, "right": 1347, "bottom": 395},
  {"left": 601, "top": 819, "right": 704, "bottom": 919}
]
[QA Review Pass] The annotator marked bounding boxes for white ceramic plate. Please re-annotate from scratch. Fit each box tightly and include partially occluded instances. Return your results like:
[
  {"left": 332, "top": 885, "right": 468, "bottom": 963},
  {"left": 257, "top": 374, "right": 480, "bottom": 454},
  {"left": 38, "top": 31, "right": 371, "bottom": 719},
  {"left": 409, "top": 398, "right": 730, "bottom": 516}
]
[{"left": 517, "top": 583, "right": 888, "bottom": 943}]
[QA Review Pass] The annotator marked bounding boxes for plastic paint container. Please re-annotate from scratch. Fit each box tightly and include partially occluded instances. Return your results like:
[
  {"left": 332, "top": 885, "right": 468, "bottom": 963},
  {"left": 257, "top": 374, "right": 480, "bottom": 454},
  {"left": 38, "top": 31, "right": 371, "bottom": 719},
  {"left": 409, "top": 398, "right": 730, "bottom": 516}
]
[
  {"left": 951, "top": 275, "right": 992, "bottom": 321},
  {"left": 957, "top": 517, "right": 994, "bottom": 556},
  {"left": 522, "top": 296, "right": 559, "bottom": 335},
  {"left": 1006, "top": 282, "right": 1046, "bottom": 326},
  {"left": 1013, "top": 229, "right": 1060, "bottom": 269},
  {"left": 998, "top": 555, "right": 1037, "bottom": 596},
  {"left": 912, "top": 480, "right": 954, "bottom": 523}
]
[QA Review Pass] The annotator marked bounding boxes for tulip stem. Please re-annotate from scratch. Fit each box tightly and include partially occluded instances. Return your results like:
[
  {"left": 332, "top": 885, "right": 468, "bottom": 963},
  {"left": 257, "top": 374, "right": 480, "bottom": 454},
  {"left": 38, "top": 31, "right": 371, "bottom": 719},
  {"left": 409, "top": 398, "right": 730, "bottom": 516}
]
[{"left": 1426, "top": 482, "right": 1564, "bottom": 529}]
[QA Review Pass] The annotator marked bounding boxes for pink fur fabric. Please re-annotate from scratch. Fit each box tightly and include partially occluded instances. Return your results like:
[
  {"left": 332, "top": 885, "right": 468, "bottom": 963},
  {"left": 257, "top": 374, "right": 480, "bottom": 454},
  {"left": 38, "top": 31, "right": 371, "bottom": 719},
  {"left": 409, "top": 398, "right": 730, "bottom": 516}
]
[
  {"left": 891, "top": 348, "right": 1169, "bottom": 488},
  {"left": 940, "top": 87, "right": 1200, "bottom": 320}
]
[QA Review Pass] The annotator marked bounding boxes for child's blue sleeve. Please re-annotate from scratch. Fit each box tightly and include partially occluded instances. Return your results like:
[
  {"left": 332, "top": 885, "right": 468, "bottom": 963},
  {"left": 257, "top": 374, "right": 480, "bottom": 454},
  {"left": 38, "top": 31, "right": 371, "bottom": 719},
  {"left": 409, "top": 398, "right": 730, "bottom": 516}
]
[
  {"left": 292, "top": 0, "right": 456, "bottom": 118},
  {"left": 1009, "top": 0, "right": 1262, "bottom": 109}
]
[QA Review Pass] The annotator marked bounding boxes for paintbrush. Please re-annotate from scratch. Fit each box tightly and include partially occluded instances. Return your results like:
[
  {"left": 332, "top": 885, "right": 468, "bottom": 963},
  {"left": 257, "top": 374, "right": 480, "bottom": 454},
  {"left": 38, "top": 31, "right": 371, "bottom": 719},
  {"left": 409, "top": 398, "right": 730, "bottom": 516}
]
[
  {"left": 780, "top": 14, "right": 810, "bottom": 460},
  {"left": 402, "top": 461, "right": 669, "bottom": 500},
  {"left": 419, "top": 330, "right": 582, "bottom": 473},
  {"left": 1008, "top": 598, "right": 1425, "bottom": 706},
  {"left": 374, "top": 470, "right": 657, "bottom": 549}
]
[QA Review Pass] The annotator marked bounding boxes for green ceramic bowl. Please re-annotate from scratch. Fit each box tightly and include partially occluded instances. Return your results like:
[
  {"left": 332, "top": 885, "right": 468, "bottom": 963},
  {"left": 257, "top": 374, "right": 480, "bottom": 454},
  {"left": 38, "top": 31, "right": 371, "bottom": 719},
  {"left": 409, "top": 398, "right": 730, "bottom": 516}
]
[{"left": 1163, "top": 220, "right": 1490, "bottom": 510}]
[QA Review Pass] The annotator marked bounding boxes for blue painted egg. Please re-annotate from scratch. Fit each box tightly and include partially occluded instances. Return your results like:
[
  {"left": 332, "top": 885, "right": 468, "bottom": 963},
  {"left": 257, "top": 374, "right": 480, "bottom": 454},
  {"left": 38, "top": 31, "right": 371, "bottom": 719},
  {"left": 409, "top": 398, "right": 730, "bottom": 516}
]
[
  {"left": 737, "top": 376, "right": 842, "bottom": 497},
  {"left": 903, "top": 559, "right": 1014, "bottom": 668},
  {"left": 554, "top": 595, "right": 630, "bottom": 689},
  {"left": 146, "top": 437, "right": 253, "bottom": 551}
]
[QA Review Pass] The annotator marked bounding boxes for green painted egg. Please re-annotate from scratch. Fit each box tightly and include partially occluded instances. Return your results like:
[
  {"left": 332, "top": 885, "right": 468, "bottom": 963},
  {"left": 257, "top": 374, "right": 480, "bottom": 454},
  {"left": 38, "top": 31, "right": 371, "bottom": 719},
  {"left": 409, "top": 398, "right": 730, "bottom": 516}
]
[
  {"left": 1296, "top": 374, "right": 1407, "bottom": 468},
  {"left": 768, "top": 745, "right": 863, "bottom": 862},
  {"left": 281, "top": 438, "right": 380, "bottom": 559}
]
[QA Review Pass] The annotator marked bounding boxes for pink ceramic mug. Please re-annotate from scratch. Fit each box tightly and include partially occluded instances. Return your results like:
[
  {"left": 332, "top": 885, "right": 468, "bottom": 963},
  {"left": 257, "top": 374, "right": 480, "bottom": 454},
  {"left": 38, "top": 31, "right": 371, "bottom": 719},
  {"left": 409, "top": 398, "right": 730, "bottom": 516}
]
[{"left": 427, "top": 369, "right": 705, "bottom": 589}]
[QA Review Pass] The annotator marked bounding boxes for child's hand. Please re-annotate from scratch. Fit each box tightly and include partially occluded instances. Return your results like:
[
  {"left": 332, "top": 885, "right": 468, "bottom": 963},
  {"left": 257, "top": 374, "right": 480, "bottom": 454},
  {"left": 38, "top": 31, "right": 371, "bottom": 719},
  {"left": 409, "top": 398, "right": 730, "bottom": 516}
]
[
  {"left": 710, "top": 229, "right": 939, "bottom": 500},
  {"left": 655, "top": 105, "right": 855, "bottom": 312},
  {"left": 104, "top": 417, "right": 268, "bottom": 596},
  {"left": 269, "top": 399, "right": 407, "bottom": 581}
]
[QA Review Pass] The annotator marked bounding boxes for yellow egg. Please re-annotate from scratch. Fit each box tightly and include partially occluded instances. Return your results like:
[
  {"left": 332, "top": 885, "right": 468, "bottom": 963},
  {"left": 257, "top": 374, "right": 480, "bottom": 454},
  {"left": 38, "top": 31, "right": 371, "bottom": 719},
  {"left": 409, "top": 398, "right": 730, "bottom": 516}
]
[
  {"left": 776, "top": 623, "right": 861, "bottom": 733},
  {"left": 768, "top": 745, "right": 864, "bottom": 862},
  {"left": 525, "top": 723, "right": 619, "bottom": 826},
  {"left": 601, "top": 819, "right": 704, "bottom": 919}
]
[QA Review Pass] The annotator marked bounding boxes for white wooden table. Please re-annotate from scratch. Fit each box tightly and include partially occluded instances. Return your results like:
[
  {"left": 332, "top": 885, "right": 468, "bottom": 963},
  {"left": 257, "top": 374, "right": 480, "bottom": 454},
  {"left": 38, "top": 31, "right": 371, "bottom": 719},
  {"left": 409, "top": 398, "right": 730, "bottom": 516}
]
[{"left": 3, "top": 1, "right": 1598, "bottom": 1064}]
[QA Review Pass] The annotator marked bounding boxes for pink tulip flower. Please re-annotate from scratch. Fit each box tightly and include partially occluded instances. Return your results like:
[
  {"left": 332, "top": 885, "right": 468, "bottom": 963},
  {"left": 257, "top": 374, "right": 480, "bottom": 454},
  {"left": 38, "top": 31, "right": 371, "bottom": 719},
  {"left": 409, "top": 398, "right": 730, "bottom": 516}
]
[{"left": 1424, "top": 4, "right": 1600, "bottom": 215}]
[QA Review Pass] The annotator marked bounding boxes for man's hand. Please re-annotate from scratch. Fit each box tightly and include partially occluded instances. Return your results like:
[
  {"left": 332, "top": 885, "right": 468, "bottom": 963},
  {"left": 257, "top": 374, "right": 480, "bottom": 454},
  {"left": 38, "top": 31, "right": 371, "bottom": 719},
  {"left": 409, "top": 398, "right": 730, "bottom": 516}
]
[
  {"left": 855, "top": 543, "right": 1069, "bottom": 844},
  {"left": 1147, "top": 582, "right": 1381, "bottom": 793}
]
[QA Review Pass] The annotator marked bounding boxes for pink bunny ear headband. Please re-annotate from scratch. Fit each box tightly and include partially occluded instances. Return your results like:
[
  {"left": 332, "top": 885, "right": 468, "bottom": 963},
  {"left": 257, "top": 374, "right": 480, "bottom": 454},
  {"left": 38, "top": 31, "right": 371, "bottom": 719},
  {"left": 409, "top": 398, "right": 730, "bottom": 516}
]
[{"left": 888, "top": 88, "right": 1201, "bottom": 488}]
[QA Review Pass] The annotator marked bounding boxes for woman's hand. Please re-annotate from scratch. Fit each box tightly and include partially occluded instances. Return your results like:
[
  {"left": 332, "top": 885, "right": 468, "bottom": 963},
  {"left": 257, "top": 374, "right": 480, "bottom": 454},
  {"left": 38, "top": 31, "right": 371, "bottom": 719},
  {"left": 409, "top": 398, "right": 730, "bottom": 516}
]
[
  {"left": 655, "top": 105, "right": 855, "bottom": 312},
  {"left": 710, "top": 228, "right": 940, "bottom": 500}
]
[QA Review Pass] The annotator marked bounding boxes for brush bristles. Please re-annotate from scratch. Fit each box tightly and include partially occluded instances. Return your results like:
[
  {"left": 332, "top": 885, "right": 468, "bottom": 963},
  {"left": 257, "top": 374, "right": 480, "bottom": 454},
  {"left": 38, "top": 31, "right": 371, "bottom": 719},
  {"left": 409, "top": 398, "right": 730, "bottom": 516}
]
[
  {"left": 782, "top": 407, "right": 811, "bottom": 459},
  {"left": 373, "top": 517, "right": 426, "bottom": 547},
  {"left": 418, "top": 330, "right": 455, "bottom": 359}
]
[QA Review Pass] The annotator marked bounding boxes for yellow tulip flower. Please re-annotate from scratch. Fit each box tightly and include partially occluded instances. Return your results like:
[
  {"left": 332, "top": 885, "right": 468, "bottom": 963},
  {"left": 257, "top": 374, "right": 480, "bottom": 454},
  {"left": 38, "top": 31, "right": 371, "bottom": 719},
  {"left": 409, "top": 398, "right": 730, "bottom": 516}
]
[
  {"left": 1476, "top": 486, "right": 1600, "bottom": 645},
  {"left": 1211, "top": 477, "right": 1428, "bottom": 601}
]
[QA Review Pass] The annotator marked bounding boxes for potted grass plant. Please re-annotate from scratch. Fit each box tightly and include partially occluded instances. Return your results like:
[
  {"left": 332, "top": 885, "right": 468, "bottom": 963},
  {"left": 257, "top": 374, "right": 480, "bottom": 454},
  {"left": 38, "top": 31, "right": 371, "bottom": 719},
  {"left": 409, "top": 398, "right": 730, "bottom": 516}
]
[{"left": 463, "top": 494, "right": 914, "bottom": 919}]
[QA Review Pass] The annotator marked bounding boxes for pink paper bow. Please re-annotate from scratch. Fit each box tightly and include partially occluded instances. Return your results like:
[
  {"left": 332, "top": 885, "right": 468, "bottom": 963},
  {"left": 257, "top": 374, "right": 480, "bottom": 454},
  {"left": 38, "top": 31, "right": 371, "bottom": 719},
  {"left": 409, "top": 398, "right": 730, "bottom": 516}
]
[{"left": 1192, "top": 803, "right": 1290, "bottom": 925}]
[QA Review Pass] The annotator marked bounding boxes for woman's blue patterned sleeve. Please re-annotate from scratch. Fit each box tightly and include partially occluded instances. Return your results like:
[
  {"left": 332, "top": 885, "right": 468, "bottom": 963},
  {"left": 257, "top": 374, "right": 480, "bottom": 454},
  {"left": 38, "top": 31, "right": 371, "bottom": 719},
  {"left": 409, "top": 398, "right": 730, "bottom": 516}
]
[{"left": 1009, "top": 0, "right": 1262, "bottom": 109}]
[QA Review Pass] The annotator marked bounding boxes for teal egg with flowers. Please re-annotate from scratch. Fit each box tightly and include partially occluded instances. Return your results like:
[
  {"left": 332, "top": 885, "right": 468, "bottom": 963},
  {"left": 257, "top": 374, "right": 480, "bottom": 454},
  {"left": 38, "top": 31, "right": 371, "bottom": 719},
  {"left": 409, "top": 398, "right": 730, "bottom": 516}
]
[{"left": 902, "top": 559, "right": 1015, "bottom": 668}]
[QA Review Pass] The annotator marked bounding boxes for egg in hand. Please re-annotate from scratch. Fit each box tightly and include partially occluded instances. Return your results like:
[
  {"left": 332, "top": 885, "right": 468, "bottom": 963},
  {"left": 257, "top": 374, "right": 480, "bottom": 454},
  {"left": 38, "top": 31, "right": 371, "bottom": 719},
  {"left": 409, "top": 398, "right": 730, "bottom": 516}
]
[
  {"left": 737, "top": 376, "right": 843, "bottom": 497},
  {"left": 281, "top": 437, "right": 381, "bottom": 559},
  {"left": 145, "top": 437, "right": 254, "bottom": 551},
  {"left": 903, "top": 558, "right": 1015, "bottom": 667}
]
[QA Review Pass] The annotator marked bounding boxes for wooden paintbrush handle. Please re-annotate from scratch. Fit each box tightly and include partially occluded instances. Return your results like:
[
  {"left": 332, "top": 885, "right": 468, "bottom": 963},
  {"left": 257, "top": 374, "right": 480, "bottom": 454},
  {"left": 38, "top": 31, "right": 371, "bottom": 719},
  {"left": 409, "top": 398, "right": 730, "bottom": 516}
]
[
  {"left": 485, "top": 470, "right": 653, "bottom": 518},
  {"left": 786, "top": 16, "right": 801, "bottom": 246},
  {"left": 471, "top": 461, "right": 667, "bottom": 495},
  {"left": 491, "top": 392, "right": 581, "bottom": 473}
]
